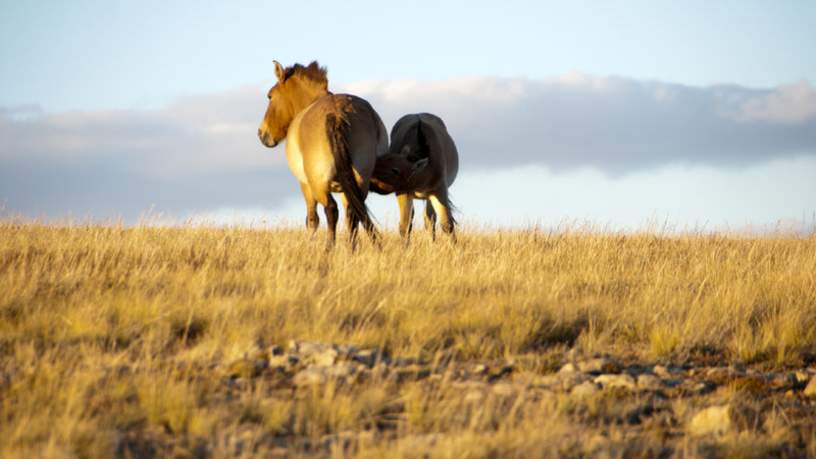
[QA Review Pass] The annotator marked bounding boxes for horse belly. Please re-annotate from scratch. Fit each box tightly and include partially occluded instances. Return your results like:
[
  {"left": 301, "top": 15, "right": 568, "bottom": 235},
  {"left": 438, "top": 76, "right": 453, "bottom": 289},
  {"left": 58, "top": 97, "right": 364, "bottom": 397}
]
[{"left": 284, "top": 134, "right": 309, "bottom": 184}]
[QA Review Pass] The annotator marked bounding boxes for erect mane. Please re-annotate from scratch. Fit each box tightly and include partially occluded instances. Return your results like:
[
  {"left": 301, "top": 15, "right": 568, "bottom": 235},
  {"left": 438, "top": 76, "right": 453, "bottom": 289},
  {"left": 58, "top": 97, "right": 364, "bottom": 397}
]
[{"left": 283, "top": 61, "right": 328, "bottom": 87}]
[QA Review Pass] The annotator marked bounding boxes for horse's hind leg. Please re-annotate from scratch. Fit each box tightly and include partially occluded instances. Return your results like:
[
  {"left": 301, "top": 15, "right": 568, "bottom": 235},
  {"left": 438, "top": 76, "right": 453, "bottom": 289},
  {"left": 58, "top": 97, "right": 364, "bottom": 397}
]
[
  {"left": 323, "top": 194, "right": 339, "bottom": 250},
  {"left": 424, "top": 200, "right": 437, "bottom": 240},
  {"left": 397, "top": 193, "right": 414, "bottom": 240},
  {"left": 300, "top": 183, "right": 320, "bottom": 233},
  {"left": 428, "top": 192, "right": 455, "bottom": 242}
]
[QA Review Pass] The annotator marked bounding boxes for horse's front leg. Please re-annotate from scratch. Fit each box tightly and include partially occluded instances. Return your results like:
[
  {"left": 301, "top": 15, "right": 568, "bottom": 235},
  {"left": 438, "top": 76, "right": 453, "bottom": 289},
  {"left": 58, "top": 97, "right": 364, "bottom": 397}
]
[
  {"left": 397, "top": 193, "right": 414, "bottom": 240},
  {"left": 300, "top": 182, "right": 319, "bottom": 232}
]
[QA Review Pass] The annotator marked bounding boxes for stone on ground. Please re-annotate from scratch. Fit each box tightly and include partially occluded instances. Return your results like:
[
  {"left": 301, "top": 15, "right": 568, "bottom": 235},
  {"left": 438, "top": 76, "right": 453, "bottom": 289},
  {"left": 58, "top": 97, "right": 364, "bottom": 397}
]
[{"left": 689, "top": 405, "right": 731, "bottom": 436}]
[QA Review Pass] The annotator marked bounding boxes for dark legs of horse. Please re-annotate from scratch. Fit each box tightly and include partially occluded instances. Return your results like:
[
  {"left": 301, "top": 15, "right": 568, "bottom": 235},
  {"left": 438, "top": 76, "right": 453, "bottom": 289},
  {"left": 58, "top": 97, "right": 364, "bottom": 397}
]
[
  {"left": 324, "top": 195, "right": 339, "bottom": 251},
  {"left": 424, "top": 201, "right": 437, "bottom": 241},
  {"left": 397, "top": 193, "right": 414, "bottom": 241},
  {"left": 301, "top": 183, "right": 319, "bottom": 232}
]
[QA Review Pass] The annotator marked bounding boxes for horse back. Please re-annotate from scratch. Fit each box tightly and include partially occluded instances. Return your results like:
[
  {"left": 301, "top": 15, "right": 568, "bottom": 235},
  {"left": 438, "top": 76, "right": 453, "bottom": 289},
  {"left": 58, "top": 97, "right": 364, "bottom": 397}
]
[{"left": 293, "top": 94, "right": 387, "bottom": 190}]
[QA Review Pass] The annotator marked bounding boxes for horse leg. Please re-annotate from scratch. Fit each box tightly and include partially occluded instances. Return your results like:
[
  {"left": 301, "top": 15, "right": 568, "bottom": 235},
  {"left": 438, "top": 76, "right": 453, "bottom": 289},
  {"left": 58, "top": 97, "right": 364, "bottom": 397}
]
[
  {"left": 323, "top": 194, "right": 339, "bottom": 251},
  {"left": 340, "top": 194, "right": 360, "bottom": 251},
  {"left": 300, "top": 182, "right": 319, "bottom": 232},
  {"left": 397, "top": 193, "right": 414, "bottom": 241},
  {"left": 428, "top": 191, "right": 455, "bottom": 242},
  {"left": 424, "top": 200, "right": 437, "bottom": 241}
]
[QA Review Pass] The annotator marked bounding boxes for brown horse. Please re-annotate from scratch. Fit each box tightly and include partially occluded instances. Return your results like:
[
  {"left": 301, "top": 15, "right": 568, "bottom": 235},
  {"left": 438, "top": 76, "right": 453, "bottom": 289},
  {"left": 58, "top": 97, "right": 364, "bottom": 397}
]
[
  {"left": 258, "top": 61, "right": 387, "bottom": 249},
  {"left": 370, "top": 113, "right": 459, "bottom": 240}
]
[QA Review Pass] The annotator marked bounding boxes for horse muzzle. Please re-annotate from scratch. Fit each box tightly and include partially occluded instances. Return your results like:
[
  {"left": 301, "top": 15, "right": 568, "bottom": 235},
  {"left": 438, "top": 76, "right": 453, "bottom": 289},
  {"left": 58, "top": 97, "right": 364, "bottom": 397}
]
[{"left": 258, "top": 130, "right": 279, "bottom": 148}]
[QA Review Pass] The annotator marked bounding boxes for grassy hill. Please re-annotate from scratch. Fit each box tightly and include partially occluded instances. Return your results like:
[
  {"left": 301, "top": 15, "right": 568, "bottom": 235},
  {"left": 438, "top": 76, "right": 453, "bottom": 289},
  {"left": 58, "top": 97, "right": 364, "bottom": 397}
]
[{"left": 2, "top": 223, "right": 815, "bottom": 457}]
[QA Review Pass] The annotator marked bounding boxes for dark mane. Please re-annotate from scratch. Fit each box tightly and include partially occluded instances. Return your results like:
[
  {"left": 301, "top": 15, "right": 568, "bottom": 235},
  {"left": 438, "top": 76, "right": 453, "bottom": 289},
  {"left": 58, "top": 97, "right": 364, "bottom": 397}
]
[{"left": 284, "top": 61, "right": 328, "bottom": 86}]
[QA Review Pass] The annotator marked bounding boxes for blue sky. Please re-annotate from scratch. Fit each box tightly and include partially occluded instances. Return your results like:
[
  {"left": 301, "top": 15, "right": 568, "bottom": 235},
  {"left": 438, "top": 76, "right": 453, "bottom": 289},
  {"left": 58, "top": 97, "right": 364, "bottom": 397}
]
[
  {"left": 3, "top": 1, "right": 814, "bottom": 112},
  {"left": 1, "top": 1, "right": 815, "bottom": 231}
]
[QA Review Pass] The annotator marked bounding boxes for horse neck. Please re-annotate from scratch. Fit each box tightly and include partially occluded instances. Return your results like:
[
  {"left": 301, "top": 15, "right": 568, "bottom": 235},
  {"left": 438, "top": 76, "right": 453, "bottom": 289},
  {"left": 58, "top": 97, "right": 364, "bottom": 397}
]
[{"left": 289, "top": 85, "right": 329, "bottom": 116}]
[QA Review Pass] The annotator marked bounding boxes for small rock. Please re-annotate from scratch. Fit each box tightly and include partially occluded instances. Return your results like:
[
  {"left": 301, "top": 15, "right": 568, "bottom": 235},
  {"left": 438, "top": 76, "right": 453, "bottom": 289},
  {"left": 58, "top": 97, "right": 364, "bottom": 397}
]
[
  {"left": 794, "top": 371, "right": 809, "bottom": 385},
  {"left": 578, "top": 357, "right": 620, "bottom": 374},
  {"left": 705, "top": 367, "right": 730, "bottom": 380},
  {"left": 268, "top": 344, "right": 284, "bottom": 356},
  {"left": 488, "top": 364, "right": 514, "bottom": 382},
  {"left": 336, "top": 344, "right": 358, "bottom": 358},
  {"left": 637, "top": 374, "right": 662, "bottom": 390},
  {"left": 594, "top": 374, "right": 636, "bottom": 390},
  {"left": 267, "top": 355, "right": 290, "bottom": 369},
  {"left": 728, "top": 363, "right": 747, "bottom": 374},
  {"left": 804, "top": 377, "right": 816, "bottom": 397},
  {"left": 287, "top": 339, "right": 299, "bottom": 353},
  {"left": 662, "top": 378, "right": 684, "bottom": 388},
  {"left": 556, "top": 372, "right": 592, "bottom": 391},
  {"left": 769, "top": 373, "right": 796, "bottom": 390},
  {"left": 571, "top": 381, "right": 600, "bottom": 398},
  {"left": 293, "top": 366, "right": 327, "bottom": 386},
  {"left": 559, "top": 362, "right": 578, "bottom": 374},
  {"left": 325, "top": 362, "right": 356, "bottom": 379},
  {"left": 392, "top": 357, "right": 421, "bottom": 367},
  {"left": 652, "top": 365, "right": 672, "bottom": 378},
  {"left": 352, "top": 349, "right": 379, "bottom": 367},
  {"left": 292, "top": 341, "right": 336, "bottom": 358},
  {"left": 390, "top": 365, "right": 431, "bottom": 384},
  {"left": 689, "top": 405, "right": 731, "bottom": 436},
  {"left": 531, "top": 374, "right": 560, "bottom": 388},
  {"left": 224, "top": 358, "right": 268, "bottom": 379},
  {"left": 690, "top": 380, "right": 716, "bottom": 395}
]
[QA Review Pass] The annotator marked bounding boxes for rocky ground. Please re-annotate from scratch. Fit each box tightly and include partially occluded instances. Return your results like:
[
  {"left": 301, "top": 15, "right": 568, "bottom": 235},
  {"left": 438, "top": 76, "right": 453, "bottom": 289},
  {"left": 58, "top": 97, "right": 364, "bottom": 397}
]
[{"left": 192, "top": 340, "right": 816, "bottom": 458}]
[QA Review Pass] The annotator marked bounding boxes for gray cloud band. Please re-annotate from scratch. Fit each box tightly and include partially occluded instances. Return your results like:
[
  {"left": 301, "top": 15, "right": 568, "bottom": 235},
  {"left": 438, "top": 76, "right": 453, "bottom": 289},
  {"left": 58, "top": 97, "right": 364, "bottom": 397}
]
[
  {"left": 1, "top": 75, "right": 815, "bottom": 219},
  {"left": 353, "top": 75, "right": 816, "bottom": 173}
]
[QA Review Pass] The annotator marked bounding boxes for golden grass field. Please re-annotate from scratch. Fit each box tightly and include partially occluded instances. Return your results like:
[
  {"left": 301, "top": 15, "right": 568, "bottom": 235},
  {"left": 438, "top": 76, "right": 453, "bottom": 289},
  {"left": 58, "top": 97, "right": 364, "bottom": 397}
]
[{"left": 1, "top": 221, "right": 815, "bottom": 458}]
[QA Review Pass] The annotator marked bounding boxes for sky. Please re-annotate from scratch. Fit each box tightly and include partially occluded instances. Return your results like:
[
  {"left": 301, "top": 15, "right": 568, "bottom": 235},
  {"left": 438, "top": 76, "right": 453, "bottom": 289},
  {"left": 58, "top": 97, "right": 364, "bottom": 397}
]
[{"left": 1, "top": 1, "right": 815, "bottom": 231}]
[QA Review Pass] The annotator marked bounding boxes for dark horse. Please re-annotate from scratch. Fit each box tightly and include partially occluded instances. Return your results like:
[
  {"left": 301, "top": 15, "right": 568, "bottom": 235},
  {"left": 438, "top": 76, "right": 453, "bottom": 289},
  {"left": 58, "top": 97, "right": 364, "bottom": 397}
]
[{"left": 371, "top": 113, "right": 459, "bottom": 240}]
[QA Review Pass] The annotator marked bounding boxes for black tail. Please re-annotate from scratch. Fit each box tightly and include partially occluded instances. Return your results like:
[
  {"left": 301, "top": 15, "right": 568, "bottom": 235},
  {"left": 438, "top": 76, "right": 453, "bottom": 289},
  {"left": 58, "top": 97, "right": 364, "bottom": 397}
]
[
  {"left": 447, "top": 196, "right": 459, "bottom": 227},
  {"left": 326, "top": 113, "right": 379, "bottom": 241}
]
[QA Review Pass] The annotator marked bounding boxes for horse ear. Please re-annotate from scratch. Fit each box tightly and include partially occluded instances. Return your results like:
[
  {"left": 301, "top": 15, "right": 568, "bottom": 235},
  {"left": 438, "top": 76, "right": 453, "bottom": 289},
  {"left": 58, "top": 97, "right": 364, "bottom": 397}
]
[{"left": 274, "top": 61, "right": 285, "bottom": 82}]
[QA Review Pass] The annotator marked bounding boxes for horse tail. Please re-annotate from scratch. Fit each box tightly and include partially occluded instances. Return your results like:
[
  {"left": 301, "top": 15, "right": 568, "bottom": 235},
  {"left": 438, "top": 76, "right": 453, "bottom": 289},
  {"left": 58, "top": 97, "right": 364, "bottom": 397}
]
[
  {"left": 446, "top": 195, "right": 458, "bottom": 227},
  {"left": 325, "top": 113, "right": 379, "bottom": 242}
]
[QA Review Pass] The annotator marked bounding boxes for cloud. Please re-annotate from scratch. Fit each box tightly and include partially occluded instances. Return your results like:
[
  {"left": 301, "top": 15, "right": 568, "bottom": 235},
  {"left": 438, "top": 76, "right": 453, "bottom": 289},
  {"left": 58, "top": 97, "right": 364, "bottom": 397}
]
[
  {"left": 347, "top": 75, "right": 816, "bottom": 172},
  {"left": 730, "top": 81, "right": 816, "bottom": 124},
  {"left": 0, "top": 86, "right": 280, "bottom": 178},
  {"left": 1, "top": 74, "right": 815, "bottom": 220}
]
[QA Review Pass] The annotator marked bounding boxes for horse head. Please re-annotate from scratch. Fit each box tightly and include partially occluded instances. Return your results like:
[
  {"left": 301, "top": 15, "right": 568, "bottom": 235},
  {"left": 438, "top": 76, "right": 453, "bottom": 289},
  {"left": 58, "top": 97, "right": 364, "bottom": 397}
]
[{"left": 258, "top": 61, "right": 328, "bottom": 148}]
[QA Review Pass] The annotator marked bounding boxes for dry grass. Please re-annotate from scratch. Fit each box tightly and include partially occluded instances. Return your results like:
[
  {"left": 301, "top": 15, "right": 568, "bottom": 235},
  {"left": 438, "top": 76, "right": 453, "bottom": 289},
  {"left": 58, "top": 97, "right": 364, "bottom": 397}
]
[{"left": 1, "top": 221, "right": 815, "bottom": 457}]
